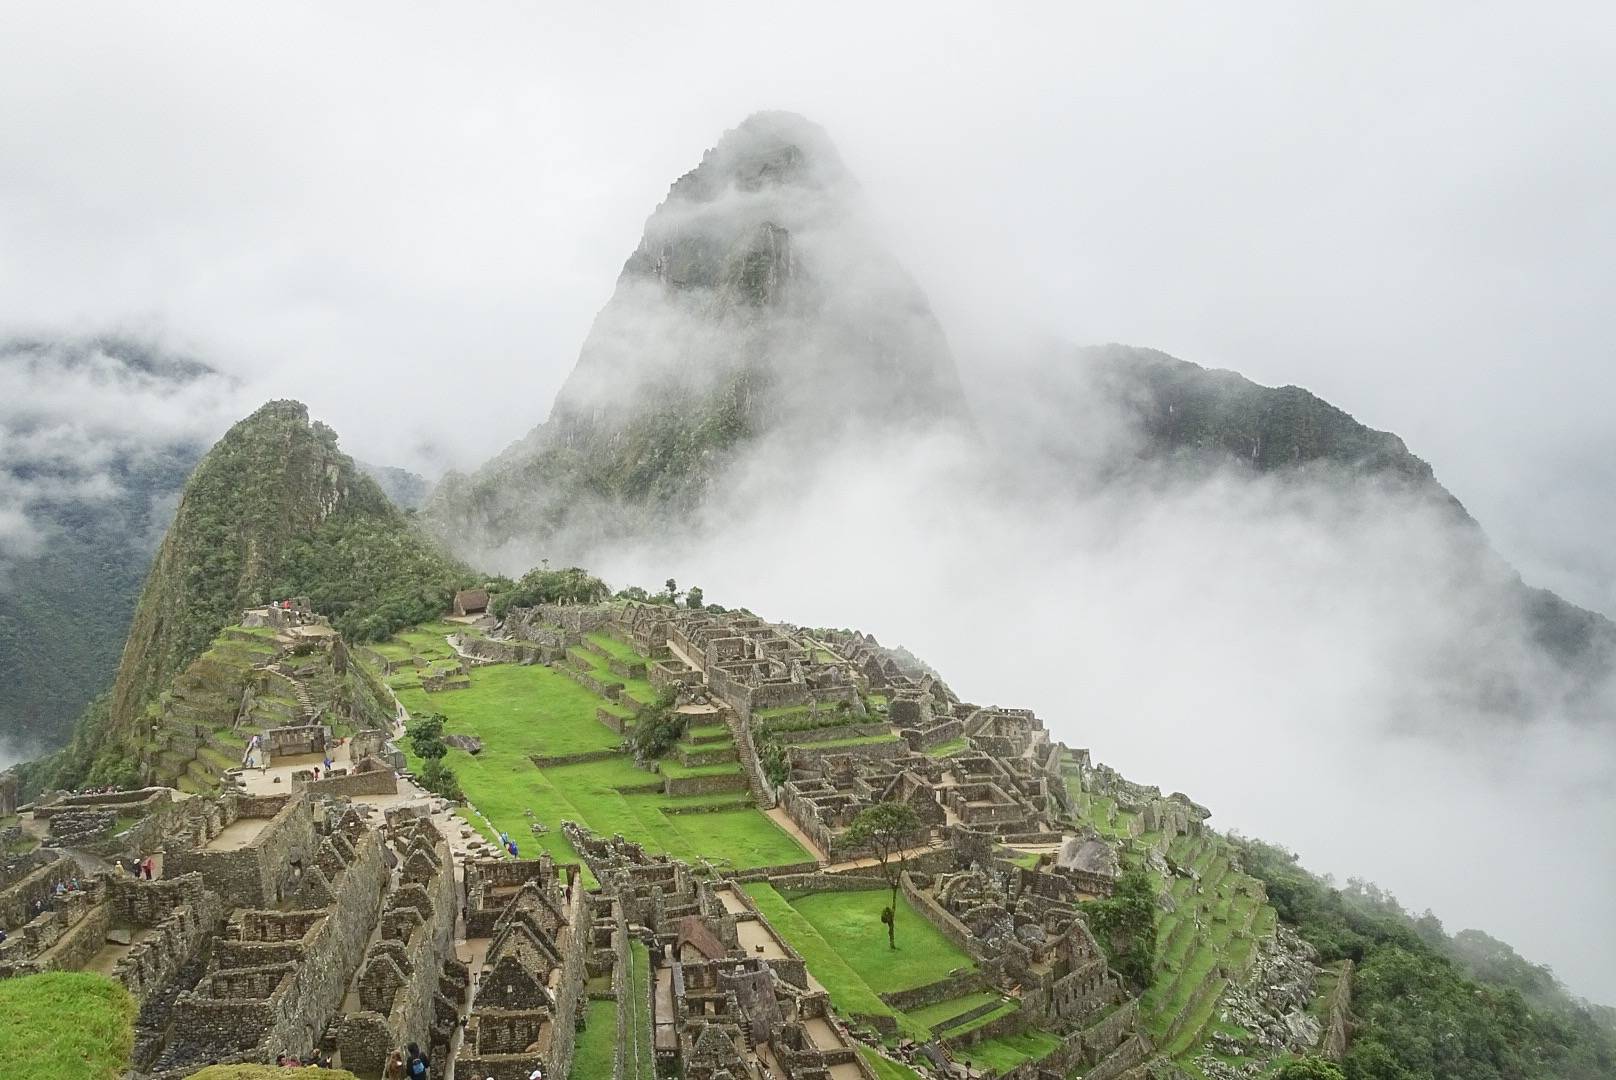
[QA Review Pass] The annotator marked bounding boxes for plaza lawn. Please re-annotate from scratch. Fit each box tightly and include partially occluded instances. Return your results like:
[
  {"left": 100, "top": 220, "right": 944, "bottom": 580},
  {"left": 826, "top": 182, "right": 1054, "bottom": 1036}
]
[
  {"left": 0, "top": 971, "right": 135, "bottom": 1080},
  {"left": 787, "top": 888, "right": 974, "bottom": 995},
  {"left": 569, "top": 999, "right": 617, "bottom": 1079},
  {"left": 386, "top": 641, "right": 806, "bottom": 875},
  {"left": 741, "top": 884, "right": 982, "bottom": 1041},
  {"left": 741, "top": 883, "right": 899, "bottom": 1028}
]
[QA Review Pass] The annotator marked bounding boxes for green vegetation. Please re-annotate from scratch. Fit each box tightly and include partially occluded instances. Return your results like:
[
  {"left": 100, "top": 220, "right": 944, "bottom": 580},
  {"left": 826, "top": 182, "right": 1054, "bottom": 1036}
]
[
  {"left": 1082, "top": 868, "right": 1158, "bottom": 991},
  {"left": 786, "top": 888, "right": 973, "bottom": 994},
  {"left": 904, "top": 991, "right": 1004, "bottom": 1030},
  {"left": 953, "top": 1029, "right": 1063, "bottom": 1073},
  {"left": 624, "top": 690, "right": 685, "bottom": 760},
  {"left": 271, "top": 507, "right": 471, "bottom": 643},
  {"left": 27, "top": 400, "right": 469, "bottom": 794},
  {"left": 625, "top": 941, "right": 655, "bottom": 1080},
  {"left": 858, "top": 1046, "right": 923, "bottom": 1080},
  {"left": 0, "top": 971, "right": 136, "bottom": 1080},
  {"left": 379, "top": 628, "right": 804, "bottom": 877},
  {"left": 406, "top": 712, "right": 464, "bottom": 801},
  {"left": 740, "top": 883, "right": 899, "bottom": 1028},
  {"left": 570, "top": 999, "right": 617, "bottom": 1079},
  {"left": 490, "top": 565, "right": 608, "bottom": 618},
  {"left": 1236, "top": 837, "right": 1616, "bottom": 1080},
  {"left": 732, "top": 879, "right": 985, "bottom": 1046},
  {"left": 1276, "top": 1059, "right": 1346, "bottom": 1080}
]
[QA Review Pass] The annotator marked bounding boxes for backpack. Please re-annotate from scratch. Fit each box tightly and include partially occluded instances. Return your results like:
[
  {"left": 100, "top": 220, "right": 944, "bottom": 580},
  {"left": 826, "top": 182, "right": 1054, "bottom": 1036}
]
[{"left": 409, "top": 1058, "right": 427, "bottom": 1078}]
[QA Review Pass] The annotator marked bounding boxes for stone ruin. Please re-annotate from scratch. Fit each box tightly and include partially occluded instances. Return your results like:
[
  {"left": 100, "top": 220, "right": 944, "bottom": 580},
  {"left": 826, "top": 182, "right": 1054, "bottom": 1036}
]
[{"left": 0, "top": 789, "right": 600, "bottom": 1080}]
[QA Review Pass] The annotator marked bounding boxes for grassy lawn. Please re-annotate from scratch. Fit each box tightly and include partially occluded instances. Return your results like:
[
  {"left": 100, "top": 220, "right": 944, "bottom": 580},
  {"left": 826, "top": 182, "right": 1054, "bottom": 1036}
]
[
  {"left": 569, "top": 999, "right": 617, "bottom": 1079},
  {"left": 742, "top": 883, "right": 900, "bottom": 1028},
  {"left": 858, "top": 1046, "right": 922, "bottom": 1080},
  {"left": 904, "top": 990, "right": 1003, "bottom": 1030},
  {"left": 586, "top": 632, "right": 649, "bottom": 665},
  {"left": 741, "top": 883, "right": 981, "bottom": 1041},
  {"left": 924, "top": 737, "right": 969, "bottom": 757},
  {"left": 0, "top": 971, "right": 135, "bottom": 1080},
  {"left": 953, "top": 1029, "right": 1063, "bottom": 1073},
  {"left": 570, "top": 646, "right": 659, "bottom": 705},
  {"left": 787, "top": 889, "right": 975, "bottom": 995},
  {"left": 625, "top": 942, "right": 655, "bottom": 1080},
  {"left": 384, "top": 634, "right": 806, "bottom": 875}
]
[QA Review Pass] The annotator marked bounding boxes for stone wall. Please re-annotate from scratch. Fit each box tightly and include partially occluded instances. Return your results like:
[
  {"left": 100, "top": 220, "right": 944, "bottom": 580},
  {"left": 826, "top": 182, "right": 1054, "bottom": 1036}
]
[
  {"left": 1320, "top": 959, "right": 1354, "bottom": 1059},
  {"left": 0, "top": 850, "right": 76, "bottom": 929},
  {"left": 662, "top": 770, "right": 749, "bottom": 797},
  {"left": 899, "top": 871, "right": 989, "bottom": 963},
  {"left": 165, "top": 794, "right": 319, "bottom": 909},
  {"left": 295, "top": 768, "right": 399, "bottom": 798},
  {"left": 339, "top": 825, "right": 458, "bottom": 1076},
  {"left": 109, "top": 875, "right": 224, "bottom": 1003}
]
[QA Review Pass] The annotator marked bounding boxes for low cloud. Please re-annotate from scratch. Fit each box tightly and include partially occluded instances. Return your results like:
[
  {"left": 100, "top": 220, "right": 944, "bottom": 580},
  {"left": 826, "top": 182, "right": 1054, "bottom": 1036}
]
[
  {"left": 577, "top": 418, "right": 1616, "bottom": 1004},
  {"left": 0, "top": 338, "right": 249, "bottom": 566}
]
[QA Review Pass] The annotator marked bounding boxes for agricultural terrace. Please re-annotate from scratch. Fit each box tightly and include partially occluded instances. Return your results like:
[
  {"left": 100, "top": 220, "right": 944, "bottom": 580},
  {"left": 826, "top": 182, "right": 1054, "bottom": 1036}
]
[{"left": 374, "top": 623, "right": 808, "bottom": 880}]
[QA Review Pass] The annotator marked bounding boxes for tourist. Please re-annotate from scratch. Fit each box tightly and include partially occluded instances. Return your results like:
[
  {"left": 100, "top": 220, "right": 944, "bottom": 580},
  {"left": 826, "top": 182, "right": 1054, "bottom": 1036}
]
[
  {"left": 313, "top": 767, "right": 321, "bottom": 781},
  {"left": 143, "top": 856, "right": 155, "bottom": 880},
  {"left": 405, "top": 1041, "right": 429, "bottom": 1079},
  {"left": 383, "top": 1050, "right": 405, "bottom": 1079},
  {"left": 275, "top": 1055, "right": 287, "bottom": 1067}
]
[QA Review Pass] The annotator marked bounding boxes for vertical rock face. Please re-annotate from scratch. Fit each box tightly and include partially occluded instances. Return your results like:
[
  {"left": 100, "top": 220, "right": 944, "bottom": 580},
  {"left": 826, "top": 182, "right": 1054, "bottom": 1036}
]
[
  {"left": 427, "top": 111, "right": 970, "bottom": 562},
  {"left": 108, "top": 400, "right": 386, "bottom": 731}
]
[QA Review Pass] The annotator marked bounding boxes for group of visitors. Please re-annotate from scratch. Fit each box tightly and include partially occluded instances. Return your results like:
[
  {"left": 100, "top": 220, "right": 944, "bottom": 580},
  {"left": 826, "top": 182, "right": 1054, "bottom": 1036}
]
[
  {"left": 274, "top": 1052, "right": 334, "bottom": 1068},
  {"left": 383, "top": 1043, "right": 431, "bottom": 1078},
  {"left": 498, "top": 831, "right": 520, "bottom": 858},
  {"left": 124, "top": 856, "right": 157, "bottom": 879}
]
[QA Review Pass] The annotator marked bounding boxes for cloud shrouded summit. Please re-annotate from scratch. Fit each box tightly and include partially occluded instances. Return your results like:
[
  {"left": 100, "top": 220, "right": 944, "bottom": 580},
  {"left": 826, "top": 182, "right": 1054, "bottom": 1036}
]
[{"left": 425, "top": 112, "right": 968, "bottom": 567}]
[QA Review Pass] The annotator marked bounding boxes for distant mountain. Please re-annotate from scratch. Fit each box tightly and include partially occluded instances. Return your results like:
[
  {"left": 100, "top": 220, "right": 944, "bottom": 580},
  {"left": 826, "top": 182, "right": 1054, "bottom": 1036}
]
[
  {"left": 0, "top": 338, "right": 226, "bottom": 753},
  {"left": 359, "top": 461, "right": 430, "bottom": 510},
  {"left": 28, "top": 399, "right": 469, "bottom": 788},
  {"left": 991, "top": 343, "right": 1616, "bottom": 702},
  {"left": 425, "top": 111, "right": 970, "bottom": 564}
]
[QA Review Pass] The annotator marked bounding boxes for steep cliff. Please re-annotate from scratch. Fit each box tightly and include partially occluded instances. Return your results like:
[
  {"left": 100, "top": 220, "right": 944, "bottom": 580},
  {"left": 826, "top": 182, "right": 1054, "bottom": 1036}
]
[{"left": 425, "top": 111, "right": 970, "bottom": 563}]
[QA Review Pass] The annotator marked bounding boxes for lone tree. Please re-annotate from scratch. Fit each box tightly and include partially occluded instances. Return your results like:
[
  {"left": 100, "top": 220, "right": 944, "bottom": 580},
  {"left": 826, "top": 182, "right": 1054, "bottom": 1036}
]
[
  {"left": 844, "top": 801, "right": 923, "bottom": 949},
  {"left": 685, "top": 585, "right": 704, "bottom": 610}
]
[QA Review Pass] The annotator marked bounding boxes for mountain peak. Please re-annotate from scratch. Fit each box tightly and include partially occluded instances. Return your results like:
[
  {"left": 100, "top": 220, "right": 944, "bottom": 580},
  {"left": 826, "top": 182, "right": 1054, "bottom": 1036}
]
[
  {"left": 427, "top": 113, "right": 968, "bottom": 563},
  {"left": 665, "top": 111, "right": 850, "bottom": 204}
]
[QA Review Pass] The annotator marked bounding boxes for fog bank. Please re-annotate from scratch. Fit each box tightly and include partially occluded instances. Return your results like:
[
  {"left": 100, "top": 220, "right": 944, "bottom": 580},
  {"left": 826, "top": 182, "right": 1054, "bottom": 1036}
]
[{"left": 584, "top": 425, "right": 1616, "bottom": 1003}]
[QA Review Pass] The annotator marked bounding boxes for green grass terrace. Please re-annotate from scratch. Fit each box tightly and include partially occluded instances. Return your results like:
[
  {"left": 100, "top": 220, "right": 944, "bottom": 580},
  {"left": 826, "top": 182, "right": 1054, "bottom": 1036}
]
[{"left": 373, "top": 622, "right": 807, "bottom": 883}]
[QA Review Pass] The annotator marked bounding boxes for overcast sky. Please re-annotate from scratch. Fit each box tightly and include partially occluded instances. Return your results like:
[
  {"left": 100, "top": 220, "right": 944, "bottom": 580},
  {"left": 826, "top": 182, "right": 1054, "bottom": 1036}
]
[
  {"left": 4, "top": 4, "right": 1612, "bottom": 608},
  {"left": 5, "top": 2, "right": 1615, "bottom": 986}
]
